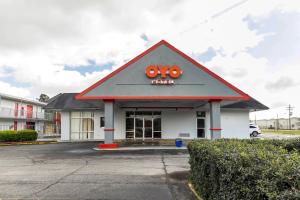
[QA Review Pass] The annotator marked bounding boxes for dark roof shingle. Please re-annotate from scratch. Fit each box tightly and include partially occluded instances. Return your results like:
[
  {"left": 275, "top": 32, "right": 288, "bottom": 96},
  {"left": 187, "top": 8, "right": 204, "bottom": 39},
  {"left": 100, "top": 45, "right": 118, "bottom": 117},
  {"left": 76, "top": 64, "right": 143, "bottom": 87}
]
[{"left": 44, "top": 93, "right": 103, "bottom": 110}]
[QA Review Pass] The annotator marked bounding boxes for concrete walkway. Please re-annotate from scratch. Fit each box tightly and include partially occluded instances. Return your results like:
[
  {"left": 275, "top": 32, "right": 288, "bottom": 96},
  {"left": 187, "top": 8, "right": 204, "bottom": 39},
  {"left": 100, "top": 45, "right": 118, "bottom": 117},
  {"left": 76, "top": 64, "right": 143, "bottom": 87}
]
[{"left": 95, "top": 146, "right": 187, "bottom": 151}]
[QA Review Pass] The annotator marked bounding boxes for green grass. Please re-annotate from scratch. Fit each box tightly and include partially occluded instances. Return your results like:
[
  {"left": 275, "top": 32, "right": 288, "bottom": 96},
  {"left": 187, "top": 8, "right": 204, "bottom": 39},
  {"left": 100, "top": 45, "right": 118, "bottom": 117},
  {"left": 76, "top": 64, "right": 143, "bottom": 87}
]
[{"left": 262, "top": 129, "right": 300, "bottom": 135}]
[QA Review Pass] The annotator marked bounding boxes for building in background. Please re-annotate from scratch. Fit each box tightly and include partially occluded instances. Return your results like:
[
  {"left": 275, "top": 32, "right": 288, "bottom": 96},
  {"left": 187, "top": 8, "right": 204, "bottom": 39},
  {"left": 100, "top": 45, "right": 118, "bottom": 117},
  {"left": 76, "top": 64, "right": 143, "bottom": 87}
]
[
  {"left": 0, "top": 93, "right": 60, "bottom": 136},
  {"left": 43, "top": 109, "right": 61, "bottom": 137},
  {"left": 255, "top": 117, "right": 300, "bottom": 130}
]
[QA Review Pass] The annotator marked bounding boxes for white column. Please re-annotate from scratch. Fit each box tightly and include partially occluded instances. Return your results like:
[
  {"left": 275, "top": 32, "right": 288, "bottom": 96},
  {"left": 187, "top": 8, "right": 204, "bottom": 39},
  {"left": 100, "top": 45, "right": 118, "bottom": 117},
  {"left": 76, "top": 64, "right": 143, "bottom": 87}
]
[
  {"left": 104, "top": 100, "right": 114, "bottom": 144},
  {"left": 209, "top": 100, "right": 221, "bottom": 139}
]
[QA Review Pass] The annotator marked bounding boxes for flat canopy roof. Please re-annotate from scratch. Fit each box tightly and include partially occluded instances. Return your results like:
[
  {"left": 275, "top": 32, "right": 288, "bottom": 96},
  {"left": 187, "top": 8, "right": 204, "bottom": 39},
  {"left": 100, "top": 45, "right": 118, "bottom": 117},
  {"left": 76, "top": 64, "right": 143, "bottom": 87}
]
[{"left": 44, "top": 93, "right": 268, "bottom": 111}]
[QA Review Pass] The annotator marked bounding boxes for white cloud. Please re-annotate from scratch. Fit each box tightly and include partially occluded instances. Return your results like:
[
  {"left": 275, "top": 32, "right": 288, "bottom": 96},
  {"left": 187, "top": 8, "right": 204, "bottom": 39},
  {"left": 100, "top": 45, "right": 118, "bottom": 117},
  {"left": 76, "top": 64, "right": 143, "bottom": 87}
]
[
  {"left": 0, "top": 81, "right": 30, "bottom": 97},
  {"left": 0, "top": 0, "right": 299, "bottom": 119}
]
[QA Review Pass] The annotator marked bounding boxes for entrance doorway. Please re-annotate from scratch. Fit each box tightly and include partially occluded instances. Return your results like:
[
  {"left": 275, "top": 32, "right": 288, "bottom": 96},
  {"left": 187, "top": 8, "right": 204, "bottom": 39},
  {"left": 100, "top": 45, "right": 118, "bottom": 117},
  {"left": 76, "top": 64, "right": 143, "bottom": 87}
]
[
  {"left": 26, "top": 121, "right": 35, "bottom": 130},
  {"left": 135, "top": 116, "right": 152, "bottom": 139},
  {"left": 126, "top": 111, "right": 161, "bottom": 139}
]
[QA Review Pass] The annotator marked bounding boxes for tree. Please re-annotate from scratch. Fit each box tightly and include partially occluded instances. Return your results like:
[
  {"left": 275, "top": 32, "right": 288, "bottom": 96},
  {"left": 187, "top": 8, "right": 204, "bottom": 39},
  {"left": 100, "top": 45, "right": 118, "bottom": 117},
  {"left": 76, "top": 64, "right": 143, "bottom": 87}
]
[{"left": 38, "top": 94, "right": 50, "bottom": 103}]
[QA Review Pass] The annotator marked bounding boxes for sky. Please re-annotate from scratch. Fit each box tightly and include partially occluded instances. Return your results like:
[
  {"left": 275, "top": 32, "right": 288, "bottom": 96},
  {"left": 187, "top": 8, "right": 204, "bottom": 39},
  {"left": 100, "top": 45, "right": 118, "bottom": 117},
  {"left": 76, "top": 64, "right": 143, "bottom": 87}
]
[{"left": 0, "top": 0, "right": 299, "bottom": 120}]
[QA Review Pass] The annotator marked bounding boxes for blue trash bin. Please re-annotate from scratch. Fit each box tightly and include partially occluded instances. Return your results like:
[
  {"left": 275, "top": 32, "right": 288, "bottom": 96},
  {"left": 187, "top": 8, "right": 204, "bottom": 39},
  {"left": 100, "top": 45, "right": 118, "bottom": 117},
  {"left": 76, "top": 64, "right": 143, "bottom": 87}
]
[{"left": 175, "top": 138, "right": 183, "bottom": 147}]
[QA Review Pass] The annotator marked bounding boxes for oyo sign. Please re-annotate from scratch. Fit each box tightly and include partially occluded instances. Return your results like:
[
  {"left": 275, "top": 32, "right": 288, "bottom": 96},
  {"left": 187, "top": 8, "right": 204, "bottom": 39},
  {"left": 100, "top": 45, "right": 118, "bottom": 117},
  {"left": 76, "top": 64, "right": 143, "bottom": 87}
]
[
  {"left": 145, "top": 65, "right": 183, "bottom": 85},
  {"left": 145, "top": 65, "right": 182, "bottom": 79}
]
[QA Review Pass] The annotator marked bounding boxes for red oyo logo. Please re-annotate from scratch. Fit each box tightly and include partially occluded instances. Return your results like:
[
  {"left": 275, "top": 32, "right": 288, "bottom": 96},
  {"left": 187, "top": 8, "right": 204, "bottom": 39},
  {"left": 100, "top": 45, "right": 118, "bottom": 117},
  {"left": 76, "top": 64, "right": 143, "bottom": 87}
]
[{"left": 145, "top": 65, "right": 183, "bottom": 79}]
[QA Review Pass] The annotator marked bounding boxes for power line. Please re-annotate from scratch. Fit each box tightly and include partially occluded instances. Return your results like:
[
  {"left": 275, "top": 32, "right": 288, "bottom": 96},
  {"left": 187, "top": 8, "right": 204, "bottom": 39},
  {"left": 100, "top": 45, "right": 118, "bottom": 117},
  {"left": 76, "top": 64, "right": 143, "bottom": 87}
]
[{"left": 178, "top": 0, "right": 249, "bottom": 35}]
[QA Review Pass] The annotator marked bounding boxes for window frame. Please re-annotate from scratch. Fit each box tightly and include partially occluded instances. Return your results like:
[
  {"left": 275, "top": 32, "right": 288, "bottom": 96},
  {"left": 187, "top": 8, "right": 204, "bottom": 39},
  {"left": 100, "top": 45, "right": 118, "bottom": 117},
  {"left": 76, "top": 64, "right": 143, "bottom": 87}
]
[
  {"left": 70, "top": 112, "right": 94, "bottom": 140},
  {"left": 196, "top": 111, "right": 206, "bottom": 138},
  {"left": 100, "top": 117, "right": 105, "bottom": 128}
]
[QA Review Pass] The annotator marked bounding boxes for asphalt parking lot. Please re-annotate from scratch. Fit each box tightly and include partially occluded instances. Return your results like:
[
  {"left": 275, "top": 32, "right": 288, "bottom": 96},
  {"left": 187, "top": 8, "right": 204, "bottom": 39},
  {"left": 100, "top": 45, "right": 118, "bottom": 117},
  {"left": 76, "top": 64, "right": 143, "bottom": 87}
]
[{"left": 0, "top": 142, "right": 195, "bottom": 200}]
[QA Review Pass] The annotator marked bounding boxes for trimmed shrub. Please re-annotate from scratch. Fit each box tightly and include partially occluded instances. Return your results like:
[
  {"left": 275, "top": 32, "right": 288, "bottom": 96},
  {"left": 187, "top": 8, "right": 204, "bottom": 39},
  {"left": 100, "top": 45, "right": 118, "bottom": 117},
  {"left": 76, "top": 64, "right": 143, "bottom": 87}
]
[
  {"left": 17, "top": 129, "right": 38, "bottom": 141},
  {"left": 0, "top": 129, "right": 38, "bottom": 142},
  {"left": 0, "top": 130, "right": 18, "bottom": 141},
  {"left": 247, "top": 139, "right": 300, "bottom": 153},
  {"left": 188, "top": 139, "right": 300, "bottom": 200},
  {"left": 281, "top": 138, "right": 300, "bottom": 153}
]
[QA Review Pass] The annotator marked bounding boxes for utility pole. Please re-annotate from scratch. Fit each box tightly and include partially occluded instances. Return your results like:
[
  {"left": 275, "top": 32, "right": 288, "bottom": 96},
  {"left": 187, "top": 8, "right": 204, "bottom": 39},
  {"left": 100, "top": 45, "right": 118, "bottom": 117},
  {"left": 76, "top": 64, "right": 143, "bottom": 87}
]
[
  {"left": 276, "top": 114, "right": 278, "bottom": 131},
  {"left": 286, "top": 104, "right": 294, "bottom": 130}
]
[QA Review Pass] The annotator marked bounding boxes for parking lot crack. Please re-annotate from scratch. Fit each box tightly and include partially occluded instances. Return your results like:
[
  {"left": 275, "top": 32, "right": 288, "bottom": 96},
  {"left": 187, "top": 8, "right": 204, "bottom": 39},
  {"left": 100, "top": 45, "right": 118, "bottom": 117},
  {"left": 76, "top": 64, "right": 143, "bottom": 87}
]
[
  {"left": 161, "top": 154, "right": 177, "bottom": 200},
  {"left": 23, "top": 154, "right": 45, "bottom": 165},
  {"left": 32, "top": 159, "right": 89, "bottom": 197}
]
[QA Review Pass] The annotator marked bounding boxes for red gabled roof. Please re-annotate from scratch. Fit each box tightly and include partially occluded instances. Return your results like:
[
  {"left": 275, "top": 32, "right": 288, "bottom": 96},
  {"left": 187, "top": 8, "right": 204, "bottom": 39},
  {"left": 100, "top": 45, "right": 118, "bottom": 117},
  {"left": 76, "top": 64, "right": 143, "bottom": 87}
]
[{"left": 76, "top": 40, "right": 250, "bottom": 101}]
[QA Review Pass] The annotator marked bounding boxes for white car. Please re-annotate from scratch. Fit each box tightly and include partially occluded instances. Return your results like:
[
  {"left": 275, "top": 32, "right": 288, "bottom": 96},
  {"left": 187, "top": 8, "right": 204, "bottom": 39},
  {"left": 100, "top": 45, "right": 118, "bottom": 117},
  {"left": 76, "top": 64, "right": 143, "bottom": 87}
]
[{"left": 249, "top": 123, "right": 261, "bottom": 137}]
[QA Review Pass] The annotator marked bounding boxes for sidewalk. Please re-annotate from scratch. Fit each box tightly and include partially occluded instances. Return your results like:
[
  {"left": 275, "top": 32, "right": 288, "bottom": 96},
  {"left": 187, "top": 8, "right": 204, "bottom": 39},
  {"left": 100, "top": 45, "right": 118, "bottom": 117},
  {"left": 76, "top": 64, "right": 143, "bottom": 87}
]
[
  {"left": 94, "top": 146, "right": 187, "bottom": 151},
  {"left": 37, "top": 137, "right": 60, "bottom": 142}
]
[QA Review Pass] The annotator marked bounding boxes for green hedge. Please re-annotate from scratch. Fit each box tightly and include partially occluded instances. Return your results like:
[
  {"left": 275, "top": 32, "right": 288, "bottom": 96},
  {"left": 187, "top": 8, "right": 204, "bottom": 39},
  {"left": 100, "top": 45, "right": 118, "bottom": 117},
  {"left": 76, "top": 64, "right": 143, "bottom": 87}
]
[
  {"left": 188, "top": 139, "right": 300, "bottom": 200},
  {"left": 242, "top": 138, "right": 300, "bottom": 153},
  {"left": 0, "top": 129, "right": 38, "bottom": 142}
]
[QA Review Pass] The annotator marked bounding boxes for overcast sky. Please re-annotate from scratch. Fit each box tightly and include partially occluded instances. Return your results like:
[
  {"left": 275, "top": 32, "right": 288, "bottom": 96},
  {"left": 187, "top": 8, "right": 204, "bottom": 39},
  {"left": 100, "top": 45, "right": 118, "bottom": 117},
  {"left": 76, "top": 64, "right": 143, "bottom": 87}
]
[{"left": 0, "top": 0, "right": 299, "bottom": 120}]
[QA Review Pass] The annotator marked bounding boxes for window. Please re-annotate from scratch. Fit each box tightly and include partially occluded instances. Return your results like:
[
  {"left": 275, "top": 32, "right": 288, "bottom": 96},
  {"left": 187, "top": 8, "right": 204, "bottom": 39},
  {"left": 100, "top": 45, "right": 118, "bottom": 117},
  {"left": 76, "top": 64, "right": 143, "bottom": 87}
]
[
  {"left": 71, "top": 112, "right": 94, "bottom": 140},
  {"left": 197, "top": 111, "right": 206, "bottom": 138},
  {"left": 100, "top": 117, "right": 105, "bottom": 128},
  {"left": 153, "top": 117, "right": 161, "bottom": 138},
  {"left": 126, "top": 112, "right": 135, "bottom": 139}
]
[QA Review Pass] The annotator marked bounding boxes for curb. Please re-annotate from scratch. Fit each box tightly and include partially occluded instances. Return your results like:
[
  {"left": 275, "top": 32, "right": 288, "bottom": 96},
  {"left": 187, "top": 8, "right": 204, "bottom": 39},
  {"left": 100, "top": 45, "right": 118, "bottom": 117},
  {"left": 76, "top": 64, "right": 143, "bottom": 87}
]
[
  {"left": 0, "top": 141, "right": 58, "bottom": 146},
  {"left": 188, "top": 182, "right": 203, "bottom": 200}
]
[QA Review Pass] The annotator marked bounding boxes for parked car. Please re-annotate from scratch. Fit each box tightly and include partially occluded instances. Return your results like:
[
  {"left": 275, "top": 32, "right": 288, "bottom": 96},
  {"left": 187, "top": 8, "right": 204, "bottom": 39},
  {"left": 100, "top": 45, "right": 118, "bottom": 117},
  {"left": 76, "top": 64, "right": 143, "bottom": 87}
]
[{"left": 250, "top": 123, "right": 261, "bottom": 137}]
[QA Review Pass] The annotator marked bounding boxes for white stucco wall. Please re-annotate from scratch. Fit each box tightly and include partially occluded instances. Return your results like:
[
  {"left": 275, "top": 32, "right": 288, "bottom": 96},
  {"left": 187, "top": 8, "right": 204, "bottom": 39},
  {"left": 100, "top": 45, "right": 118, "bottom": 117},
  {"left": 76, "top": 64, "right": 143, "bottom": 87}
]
[
  {"left": 221, "top": 110, "right": 250, "bottom": 139},
  {"left": 61, "top": 112, "right": 70, "bottom": 141},
  {"left": 94, "top": 111, "right": 104, "bottom": 140},
  {"left": 161, "top": 110, "right": 198, "bottom": 139},
  {"left": 114, "top": 107, "right": 125, "bottom": 139}
]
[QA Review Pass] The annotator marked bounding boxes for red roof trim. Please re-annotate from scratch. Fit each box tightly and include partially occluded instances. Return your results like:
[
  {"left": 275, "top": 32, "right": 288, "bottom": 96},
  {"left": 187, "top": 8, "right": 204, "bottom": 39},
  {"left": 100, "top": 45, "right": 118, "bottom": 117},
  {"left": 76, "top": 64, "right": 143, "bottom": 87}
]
[
  {"left": 78, "top": 96, "right": 248, "bottom": 100},
  {"left": 76, "top": 40, "right": 250, "bottom": 101},
  {"left": 120, "top": 106, "right": 194, "bottom": 109}
]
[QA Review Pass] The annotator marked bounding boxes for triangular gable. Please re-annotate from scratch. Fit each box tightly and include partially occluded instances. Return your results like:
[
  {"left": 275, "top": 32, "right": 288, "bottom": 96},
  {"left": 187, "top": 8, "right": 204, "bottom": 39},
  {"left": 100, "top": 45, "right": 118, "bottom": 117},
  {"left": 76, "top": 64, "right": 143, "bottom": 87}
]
[{"left": 76, "top": 40, "right": 249, "bottom": 100}]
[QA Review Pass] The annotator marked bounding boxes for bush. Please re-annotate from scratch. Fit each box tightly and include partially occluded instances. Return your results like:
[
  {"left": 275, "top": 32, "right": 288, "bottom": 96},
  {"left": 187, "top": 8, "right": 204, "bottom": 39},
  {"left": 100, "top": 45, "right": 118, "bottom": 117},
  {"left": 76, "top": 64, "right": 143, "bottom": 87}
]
[
  {"left": 0, "top": 129, "right": 38, "bottom": 142},
  {"left": 188, "top": 139, "right": 300, "bottom": 200},
  {"left": 247, "top": 139, "right": 300, "bottom": 153}
]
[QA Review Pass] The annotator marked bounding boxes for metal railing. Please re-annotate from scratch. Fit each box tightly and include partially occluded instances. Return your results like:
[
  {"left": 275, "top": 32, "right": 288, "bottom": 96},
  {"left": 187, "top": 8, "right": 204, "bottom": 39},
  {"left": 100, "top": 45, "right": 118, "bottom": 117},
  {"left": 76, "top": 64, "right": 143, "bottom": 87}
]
[
  {"left": 0, "top": 124, "right": 61, "bottom": 137},
  {"left": 0, "top": 124, "right": 12, "bottom": 131},
  {"left": 0, "top": 107, "right": 53, "bottom": 121}
]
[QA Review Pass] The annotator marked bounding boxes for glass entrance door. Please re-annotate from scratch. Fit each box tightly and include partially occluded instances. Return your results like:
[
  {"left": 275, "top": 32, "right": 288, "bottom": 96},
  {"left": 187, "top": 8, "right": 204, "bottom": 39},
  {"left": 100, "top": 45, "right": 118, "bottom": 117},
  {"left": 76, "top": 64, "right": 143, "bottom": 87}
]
[
  {"left": 134, "top": 117, "right": 153, "bottom": 139},
  {"left": 144, "top": 116, "right": 153, "bottom": 139},
  {"left": 126, "top": 111, "right": 161, "bottom": 140},
  {"left": 135, "top": 117, "right": 143, "bottom": 139}
]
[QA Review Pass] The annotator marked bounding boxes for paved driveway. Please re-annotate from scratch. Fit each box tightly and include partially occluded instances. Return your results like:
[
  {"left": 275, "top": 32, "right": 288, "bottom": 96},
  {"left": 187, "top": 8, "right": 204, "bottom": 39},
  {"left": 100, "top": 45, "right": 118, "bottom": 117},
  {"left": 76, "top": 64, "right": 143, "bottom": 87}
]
[{"left": 0, "top": 142, "right": 195, "bottom": 200}]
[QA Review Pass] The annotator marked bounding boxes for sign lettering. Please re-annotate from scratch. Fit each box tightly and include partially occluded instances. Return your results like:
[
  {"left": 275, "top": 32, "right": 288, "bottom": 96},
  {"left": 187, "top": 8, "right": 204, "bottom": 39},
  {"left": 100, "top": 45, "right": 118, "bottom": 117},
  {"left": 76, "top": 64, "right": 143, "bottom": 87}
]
[{"left": 145, "top": 65, "right": 183, "bottom": 85}]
